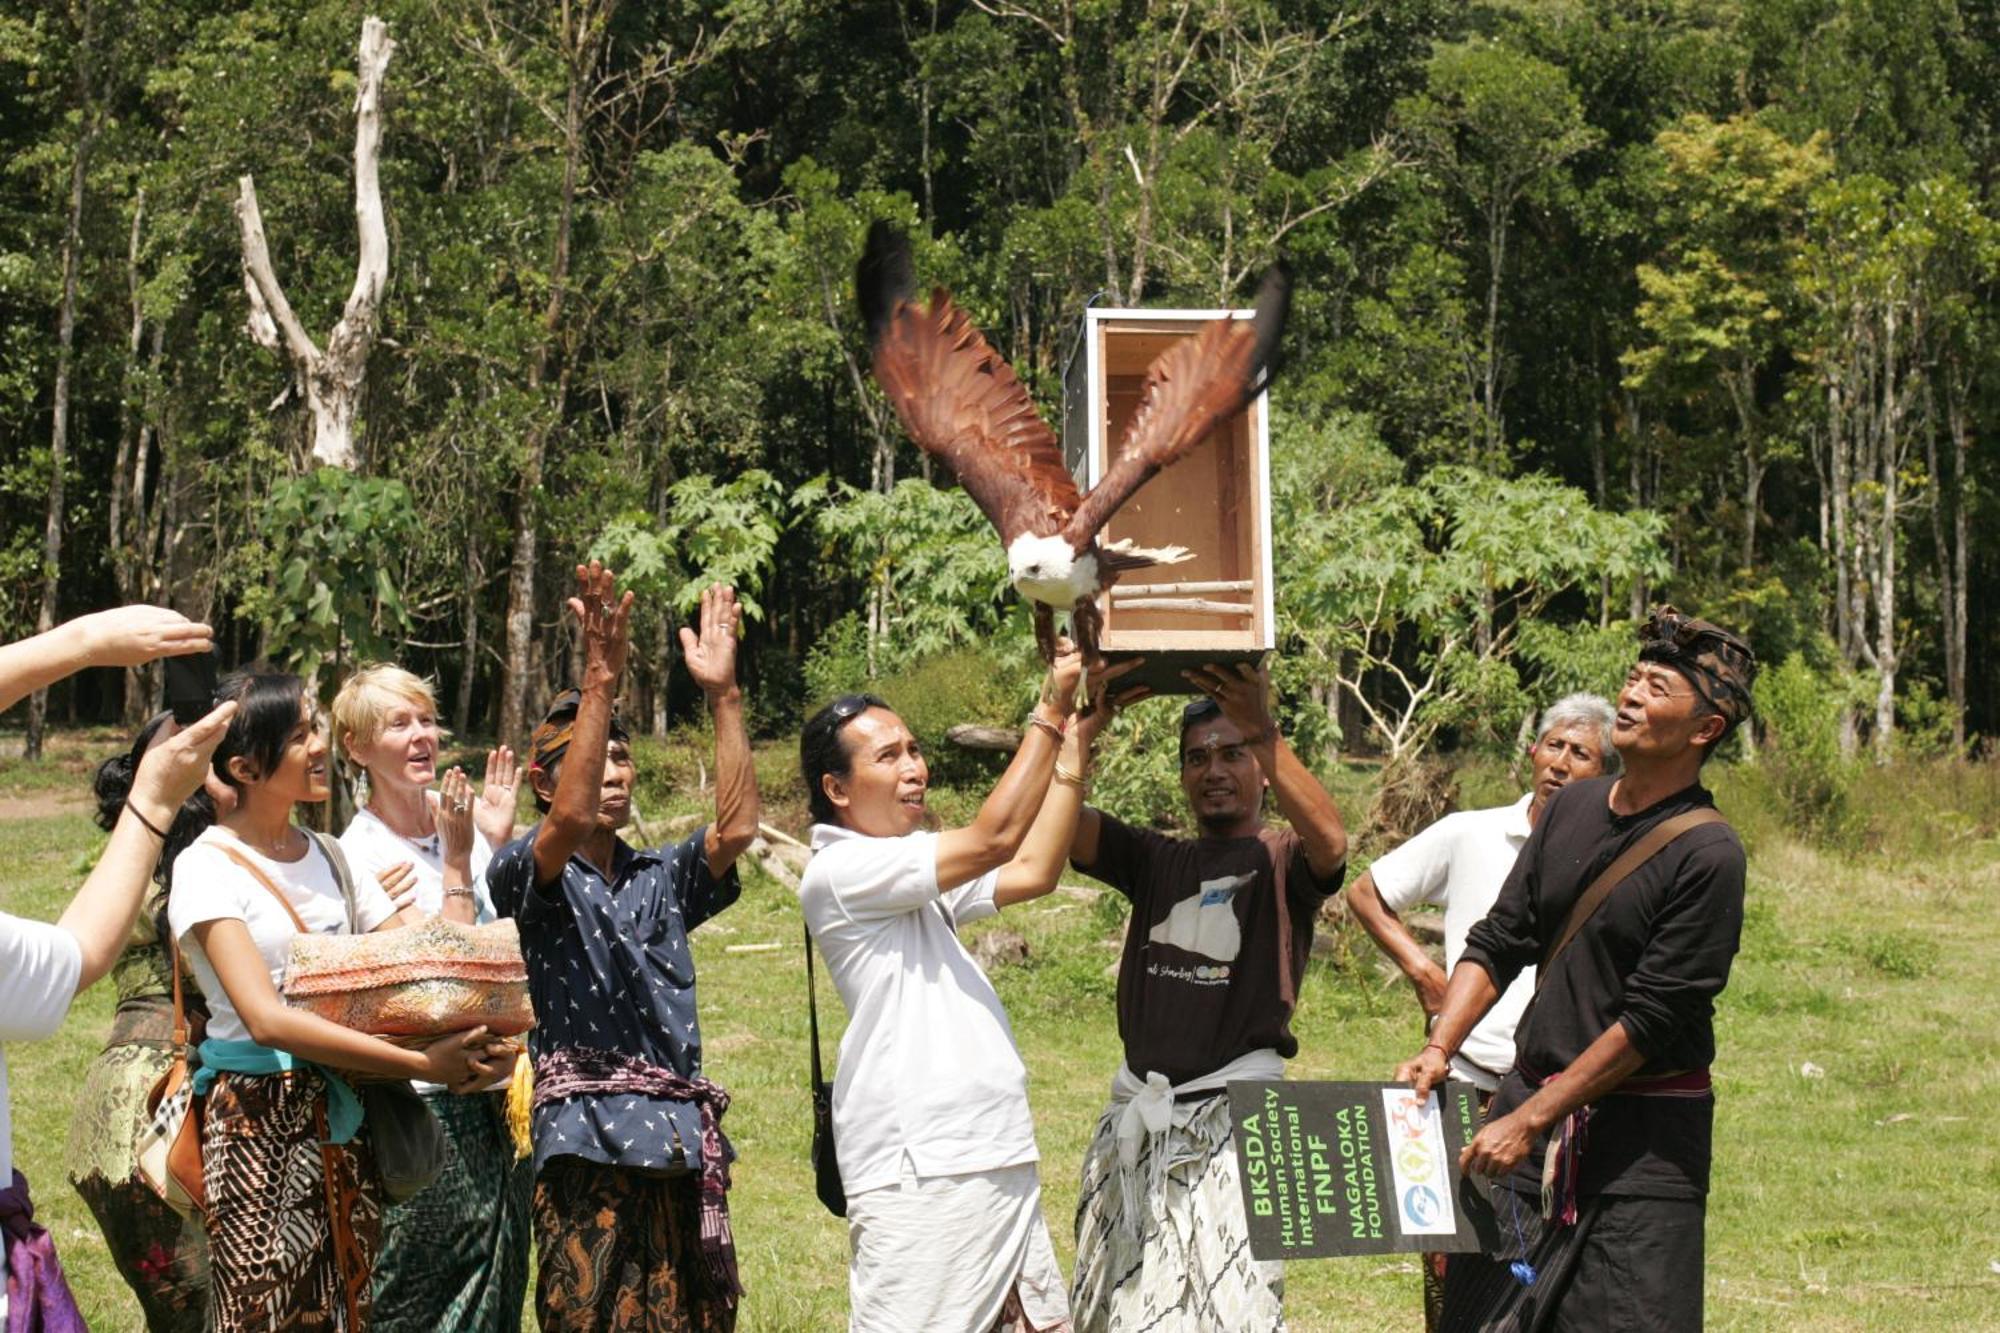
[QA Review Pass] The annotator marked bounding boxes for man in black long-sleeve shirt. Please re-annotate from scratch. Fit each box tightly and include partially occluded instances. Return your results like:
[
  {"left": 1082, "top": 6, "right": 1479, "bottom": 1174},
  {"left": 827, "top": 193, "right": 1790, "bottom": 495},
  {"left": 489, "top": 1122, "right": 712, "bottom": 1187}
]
[{"left": 1398, "top": 607, "right": 1757, "bottom": 1332}]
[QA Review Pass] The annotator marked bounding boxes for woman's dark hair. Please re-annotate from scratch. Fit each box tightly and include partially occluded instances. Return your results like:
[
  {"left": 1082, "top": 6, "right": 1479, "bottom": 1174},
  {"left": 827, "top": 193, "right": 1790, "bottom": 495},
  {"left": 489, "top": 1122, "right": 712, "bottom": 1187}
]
[
  {"left": 211, "top": 671, "right": 308, "bottom": 790},
  {"left": 93, "top": 711, "right": 218, "bottom": 887},
  {"left": 799, "top": 693, "right": 891, "bottom": 825}
]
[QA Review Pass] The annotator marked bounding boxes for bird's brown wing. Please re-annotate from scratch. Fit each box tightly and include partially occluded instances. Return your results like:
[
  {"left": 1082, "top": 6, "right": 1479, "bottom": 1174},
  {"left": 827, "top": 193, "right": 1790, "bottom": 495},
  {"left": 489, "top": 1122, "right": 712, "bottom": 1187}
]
[
  {"left": 1063, "top": 263, "right": 1290, "bottom": 550},
  {"left": 870, "top": 287, "right": 1082, "bottom": 542}
]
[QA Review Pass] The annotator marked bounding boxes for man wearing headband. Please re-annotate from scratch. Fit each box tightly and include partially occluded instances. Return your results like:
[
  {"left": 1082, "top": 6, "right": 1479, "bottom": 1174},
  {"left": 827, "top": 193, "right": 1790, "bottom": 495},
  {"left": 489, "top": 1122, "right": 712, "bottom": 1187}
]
[
  {"left": 486, "top": 565, "right": 760, "bottom": 1332},
  {"left": 1398, "top": 607, "right": 1756, "bottom": 1332},
  {"left": 1057, "top": 659, "right": 1348, "bottom": 1332}
]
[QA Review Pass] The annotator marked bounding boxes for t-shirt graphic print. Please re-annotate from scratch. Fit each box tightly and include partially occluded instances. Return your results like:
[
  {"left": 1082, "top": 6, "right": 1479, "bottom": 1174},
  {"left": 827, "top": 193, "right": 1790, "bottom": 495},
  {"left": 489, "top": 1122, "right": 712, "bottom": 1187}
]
[
  {"left": 1145, "top": 870, "right": 1254, "bottom": 974},
  {"left": 1077, "top": 817, "right": 1342, "bottom": 1084}
]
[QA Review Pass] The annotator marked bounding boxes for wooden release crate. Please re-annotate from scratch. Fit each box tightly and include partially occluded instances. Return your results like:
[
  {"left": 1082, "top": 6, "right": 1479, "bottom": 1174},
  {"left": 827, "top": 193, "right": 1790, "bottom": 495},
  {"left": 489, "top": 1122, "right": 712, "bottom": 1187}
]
[{"left": 1062, "top": 306, "right": 1275, "bottom": 695}]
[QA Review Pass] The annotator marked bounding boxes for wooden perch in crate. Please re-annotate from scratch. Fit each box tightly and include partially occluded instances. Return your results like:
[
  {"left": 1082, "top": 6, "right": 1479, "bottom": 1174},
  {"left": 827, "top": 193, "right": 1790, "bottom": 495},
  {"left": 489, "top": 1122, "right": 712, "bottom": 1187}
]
[
  {"left": 1109, "top": 580, "right": 1253, "bottom": 598},
  {"left": 1102, "top": 597, "right": 1253, "bottom": 616}
]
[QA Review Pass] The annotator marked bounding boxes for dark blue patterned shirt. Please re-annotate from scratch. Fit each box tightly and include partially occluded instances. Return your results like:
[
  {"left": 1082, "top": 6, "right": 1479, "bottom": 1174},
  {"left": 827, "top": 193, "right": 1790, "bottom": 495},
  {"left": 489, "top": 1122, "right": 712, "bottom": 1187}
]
[{"left": 487, "top": 824, "right": 739, "bottom": 1174}]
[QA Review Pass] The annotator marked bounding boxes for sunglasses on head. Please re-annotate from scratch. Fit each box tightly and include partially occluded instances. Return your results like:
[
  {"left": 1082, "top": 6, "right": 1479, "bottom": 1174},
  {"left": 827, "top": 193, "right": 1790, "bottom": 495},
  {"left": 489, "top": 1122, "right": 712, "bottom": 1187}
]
[{"left": 824, "top": 693, "right": 889, "bottom": 729}]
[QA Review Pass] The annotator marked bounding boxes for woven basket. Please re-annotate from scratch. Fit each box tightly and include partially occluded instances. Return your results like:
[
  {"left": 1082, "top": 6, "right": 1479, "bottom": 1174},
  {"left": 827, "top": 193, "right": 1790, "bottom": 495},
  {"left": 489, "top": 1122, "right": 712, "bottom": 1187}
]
[{"left": 283, "top": 916, "right": 535, "bottom": 1038}]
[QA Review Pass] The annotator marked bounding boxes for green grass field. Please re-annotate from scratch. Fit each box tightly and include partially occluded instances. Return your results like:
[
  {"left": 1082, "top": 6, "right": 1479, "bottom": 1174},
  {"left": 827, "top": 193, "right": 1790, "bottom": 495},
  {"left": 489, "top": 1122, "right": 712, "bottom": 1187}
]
[{"left": 2, "top": 731, "right": 1996, "bottom": 1330}]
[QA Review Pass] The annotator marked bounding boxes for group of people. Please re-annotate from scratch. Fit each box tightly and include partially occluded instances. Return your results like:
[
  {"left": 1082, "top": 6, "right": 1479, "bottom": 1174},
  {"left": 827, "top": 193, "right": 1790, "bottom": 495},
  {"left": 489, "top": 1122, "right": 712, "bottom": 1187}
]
[{"left": 0, "top": 560, "right": 1757, "bottom": 1333}]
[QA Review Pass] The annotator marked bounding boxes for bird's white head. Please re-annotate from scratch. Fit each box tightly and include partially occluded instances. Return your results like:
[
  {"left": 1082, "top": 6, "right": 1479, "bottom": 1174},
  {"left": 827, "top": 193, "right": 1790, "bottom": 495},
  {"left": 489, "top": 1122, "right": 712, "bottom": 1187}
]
[{"left": 1007, "top": 533, "right": 1097, "bottom": 606}]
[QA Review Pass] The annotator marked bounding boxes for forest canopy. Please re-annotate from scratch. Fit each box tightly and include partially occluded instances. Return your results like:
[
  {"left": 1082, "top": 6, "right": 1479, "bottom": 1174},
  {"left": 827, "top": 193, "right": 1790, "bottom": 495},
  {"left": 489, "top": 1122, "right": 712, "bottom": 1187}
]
[{"left": 1, "top": 0, "right": 1994, "bottom": 768}]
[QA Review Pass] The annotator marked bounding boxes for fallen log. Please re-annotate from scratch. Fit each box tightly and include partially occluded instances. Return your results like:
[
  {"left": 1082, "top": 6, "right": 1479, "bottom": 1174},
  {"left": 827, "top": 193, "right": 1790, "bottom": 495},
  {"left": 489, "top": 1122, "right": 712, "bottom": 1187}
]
[{"left": 946, "top": 723, "right": 1022, "bottom": 751}]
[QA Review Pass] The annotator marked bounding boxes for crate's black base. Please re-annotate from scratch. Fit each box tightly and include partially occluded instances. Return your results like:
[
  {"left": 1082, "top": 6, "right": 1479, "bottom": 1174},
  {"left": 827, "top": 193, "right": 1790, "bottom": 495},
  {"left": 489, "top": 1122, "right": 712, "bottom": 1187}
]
[{"left": 1098, "top": 647, "right": 1267, "bottom": 698}]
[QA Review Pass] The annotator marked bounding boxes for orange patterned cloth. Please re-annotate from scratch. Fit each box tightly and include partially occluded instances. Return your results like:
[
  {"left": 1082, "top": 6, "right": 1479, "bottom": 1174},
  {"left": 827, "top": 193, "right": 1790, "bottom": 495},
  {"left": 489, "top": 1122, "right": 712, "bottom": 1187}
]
[{"left": 283, "top": 917, "right": 535, "bottom": 1038}]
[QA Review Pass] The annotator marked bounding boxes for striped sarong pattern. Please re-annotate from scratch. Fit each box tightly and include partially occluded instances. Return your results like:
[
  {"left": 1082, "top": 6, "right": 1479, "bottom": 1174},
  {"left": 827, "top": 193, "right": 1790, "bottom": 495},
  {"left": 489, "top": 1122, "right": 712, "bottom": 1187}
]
[{"left": 1071, "top": 1092, "right": 1285, "bottom": 1332}]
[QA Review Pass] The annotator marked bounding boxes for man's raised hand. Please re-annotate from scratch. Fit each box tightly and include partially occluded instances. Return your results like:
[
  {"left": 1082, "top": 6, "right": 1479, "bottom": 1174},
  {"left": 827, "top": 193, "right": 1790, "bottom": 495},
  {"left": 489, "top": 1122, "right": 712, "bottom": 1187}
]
[
  {"left": 678, "top": 583, "right": 742, "bottom": 698},
  {"left": 567, "top": 562, "right": 634, "bottom": 689},
  {"left": 1183, "top": 656, "right": 1277, "bottom": 745}
]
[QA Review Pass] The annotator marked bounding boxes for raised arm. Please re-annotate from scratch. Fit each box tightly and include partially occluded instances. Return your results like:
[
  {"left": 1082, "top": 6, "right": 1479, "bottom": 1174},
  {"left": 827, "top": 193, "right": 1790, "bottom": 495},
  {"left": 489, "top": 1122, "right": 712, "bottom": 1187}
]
[
  {"left": 60, "top": 701, "right": 235, "bottom": 988},
  {"left": 680, "top": 584, "right": 759, "bottom": 879},
  {"left": 998, "top": 660, "right": 1147, "bottom": 908},
  {"left": 532, "top": 563, "right": 634, "bottom": 886},
  {"left": 0, "top": 605, "right": 212, "bottom": 714},
  {"left": 934, "top": 645, "right": 1083, "bottom": 891},
  {"left": 1185, "top": 660, "right": 1347, "bottom": 878}
]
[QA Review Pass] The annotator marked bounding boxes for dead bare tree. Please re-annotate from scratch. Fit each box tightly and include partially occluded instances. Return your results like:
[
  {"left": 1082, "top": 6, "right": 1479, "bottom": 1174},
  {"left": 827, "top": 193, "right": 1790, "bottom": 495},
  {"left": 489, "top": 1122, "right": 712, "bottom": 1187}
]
[{"left": 235, "top": 15, "right": 396, "bottom": 470}]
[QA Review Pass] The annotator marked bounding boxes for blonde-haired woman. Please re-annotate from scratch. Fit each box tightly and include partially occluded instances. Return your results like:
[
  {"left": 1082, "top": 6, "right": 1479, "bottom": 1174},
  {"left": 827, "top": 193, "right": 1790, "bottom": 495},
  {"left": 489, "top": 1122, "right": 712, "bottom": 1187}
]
[{"left": 332, "top": 663, "right": 532, "bottom": 1333}]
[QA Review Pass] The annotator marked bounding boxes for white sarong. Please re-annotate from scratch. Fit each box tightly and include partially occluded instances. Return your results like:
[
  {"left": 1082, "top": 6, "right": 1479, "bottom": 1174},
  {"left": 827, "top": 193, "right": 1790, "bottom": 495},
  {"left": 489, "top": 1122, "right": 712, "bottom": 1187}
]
[
  {"left": 847, "top": 1158, "right": 1071, "bottom": 1332},
  {"left": 1071, "top": 1050, "right": 1286, "bottom": 1332}
]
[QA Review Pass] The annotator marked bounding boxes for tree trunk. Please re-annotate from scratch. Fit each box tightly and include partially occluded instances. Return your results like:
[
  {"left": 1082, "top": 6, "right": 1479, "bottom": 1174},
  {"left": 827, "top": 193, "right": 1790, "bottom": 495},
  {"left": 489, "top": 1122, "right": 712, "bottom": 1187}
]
[
  {"left": 499, "top": 24, "right": 588, "bottom": 749},
  {"left": 235, "top": 17, "right": 394, "bottom": 470},
  {"left": 25, "top": 98, "right": 95, "bottom": 761},
  {"left": 454, "top": 534, "right": 483, "bottom": 738},
  {"left": 111, "top": 192, "right": 147, "bottom": 724}
]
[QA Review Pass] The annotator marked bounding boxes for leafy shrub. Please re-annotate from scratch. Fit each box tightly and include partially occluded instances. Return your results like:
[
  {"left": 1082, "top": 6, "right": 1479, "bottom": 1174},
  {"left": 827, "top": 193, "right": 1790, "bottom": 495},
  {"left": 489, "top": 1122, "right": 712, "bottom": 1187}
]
[
  {"left": 1088, "top": 697, "right": 1190, "bottom": 830},
  {"left": 1755, "top": 652, "right": 1856, "bottom": 845}
]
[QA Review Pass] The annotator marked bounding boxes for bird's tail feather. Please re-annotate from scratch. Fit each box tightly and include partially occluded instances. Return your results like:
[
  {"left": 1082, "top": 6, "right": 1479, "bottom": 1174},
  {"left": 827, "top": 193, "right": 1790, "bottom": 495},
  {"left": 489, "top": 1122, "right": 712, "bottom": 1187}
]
[{"left": 1099, "top": 538, "right": 1195, "bottom": 572}]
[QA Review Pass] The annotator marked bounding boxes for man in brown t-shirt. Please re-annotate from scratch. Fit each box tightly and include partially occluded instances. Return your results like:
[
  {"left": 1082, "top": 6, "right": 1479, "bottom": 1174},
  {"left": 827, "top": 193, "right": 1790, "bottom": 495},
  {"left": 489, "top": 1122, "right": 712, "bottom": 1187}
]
[{"left": 1065, "top": 659, "right": 1348, "bottom": 1333}]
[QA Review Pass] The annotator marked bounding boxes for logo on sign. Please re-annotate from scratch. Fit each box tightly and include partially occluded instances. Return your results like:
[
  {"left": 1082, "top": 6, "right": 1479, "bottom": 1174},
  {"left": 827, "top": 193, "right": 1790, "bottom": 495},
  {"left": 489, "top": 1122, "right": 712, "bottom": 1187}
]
[{"left": 1402, "top": 1183, "right": 1443, "bottom": 1229}]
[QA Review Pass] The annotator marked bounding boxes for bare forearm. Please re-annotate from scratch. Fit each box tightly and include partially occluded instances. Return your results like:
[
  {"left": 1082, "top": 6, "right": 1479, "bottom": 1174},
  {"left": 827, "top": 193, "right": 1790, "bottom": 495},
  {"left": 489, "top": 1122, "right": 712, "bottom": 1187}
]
[
  {"left": 938, "top": 706, "right": 1065, "bottom": 888},
  {"left": 1258, "top": 737, "right": 1347, "bottom": 877},
  {"left": 704, "top": 689, "right": 759, "bottom": 876},
  {"left": 59, "top": 804, "right": 176, "bottom": 989},
  {"left": 0, "top": 621, "right": 89, "bottom": 713},
  {"left": 1428, "top": 961, "right": 1502, "bottom": 1057},
  {"left": 967, "top": 707, "right": 1063, "bottom": 850},
  {"left": 239, "top": 1001, "right": 432, "bottom": 1080},
  {"left": 1510, "top": 1022, "right": 1646, "bottom": 1136},
  {"left": 1347, "top": 873, "right": 1434, "bottom": 982},
  {"left": 536, "top": 681, "right": 613, "bottom": 878},
  {"left": 995, "top": 731, "right": 1091, "bottom": 907}
]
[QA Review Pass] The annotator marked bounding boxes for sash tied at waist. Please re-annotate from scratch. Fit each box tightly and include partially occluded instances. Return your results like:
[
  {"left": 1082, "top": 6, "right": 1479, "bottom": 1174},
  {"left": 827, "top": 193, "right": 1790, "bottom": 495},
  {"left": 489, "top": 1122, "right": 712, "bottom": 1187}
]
[{"left": 1107, "top": 1049, "right": 1284, "bottom": 1238}]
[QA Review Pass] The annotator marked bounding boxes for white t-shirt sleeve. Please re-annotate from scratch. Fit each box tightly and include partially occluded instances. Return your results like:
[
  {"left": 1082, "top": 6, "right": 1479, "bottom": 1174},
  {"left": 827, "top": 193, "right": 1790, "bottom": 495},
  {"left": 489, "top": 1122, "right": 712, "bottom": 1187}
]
[
  {"left": 0, "top": 913, "right": 84, "bottom": 1041},
  {"left": 1367, "top": 816, "right": 1457, "bottom": 913},
  {"left": 942, "top": 869, "right": 1001, "bottom": 926},
  {"left": 167, "top": 841, "right": 254, "bottom": 937},
  {"left": 813, "top": 832, "right": 942, "bottom": 922}
]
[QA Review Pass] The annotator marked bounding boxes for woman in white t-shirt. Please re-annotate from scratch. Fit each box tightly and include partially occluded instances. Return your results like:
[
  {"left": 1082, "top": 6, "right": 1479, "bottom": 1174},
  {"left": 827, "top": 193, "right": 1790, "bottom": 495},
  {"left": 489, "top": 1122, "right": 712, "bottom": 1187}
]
[
  {"left": 167, "top": 671, "right": 505, "bottom": 1333},
  {"left": 331, "top": 663, "right": 530, "bottom": 1332},
  {"left": 796, "top": 643, "right": 1114, "bottom": 1333}
]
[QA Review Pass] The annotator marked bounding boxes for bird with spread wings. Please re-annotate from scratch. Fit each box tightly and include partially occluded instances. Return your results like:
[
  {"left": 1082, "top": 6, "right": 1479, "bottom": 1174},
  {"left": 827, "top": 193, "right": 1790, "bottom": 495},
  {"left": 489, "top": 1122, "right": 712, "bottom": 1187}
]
[{"left": 857, "top": 221, "right": 1290, "bottom": 664}]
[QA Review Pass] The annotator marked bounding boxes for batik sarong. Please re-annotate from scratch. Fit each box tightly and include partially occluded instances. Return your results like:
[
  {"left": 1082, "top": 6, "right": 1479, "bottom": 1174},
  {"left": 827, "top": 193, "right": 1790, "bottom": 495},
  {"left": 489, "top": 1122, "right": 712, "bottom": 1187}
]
[
  {"left": 1440, "top": 1186, "right": 1704, "bottom": 1332},
  {"left": 66, "top": 990, "right": 209, "bottom": 1332},
  {"left": 1071, "top": 1091, "right": 1283, "bottom": 1332},
  {"left": 846, "top": 1159, "right": 1070, "bottom": 1332},
  {"left": 202, "top": 1070, "right": 381, "bottom": 1332},
  {"left": 370, "top": 1090, "right": 532, "bottom": 1332},
  {"left": 531, "top": 1156, "right": 735, "bottom": 1333}
]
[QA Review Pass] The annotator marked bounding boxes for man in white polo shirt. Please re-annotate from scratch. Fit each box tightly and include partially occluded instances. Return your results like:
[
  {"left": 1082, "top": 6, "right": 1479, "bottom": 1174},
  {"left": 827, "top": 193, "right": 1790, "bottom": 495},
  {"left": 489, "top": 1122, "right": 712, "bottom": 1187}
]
[
  {"left": 796, "top": 644, "right": 1106, "bottom": 1332},
  {"left": 1345, "top": 692, "right": 1616, "bottom": 1331}
]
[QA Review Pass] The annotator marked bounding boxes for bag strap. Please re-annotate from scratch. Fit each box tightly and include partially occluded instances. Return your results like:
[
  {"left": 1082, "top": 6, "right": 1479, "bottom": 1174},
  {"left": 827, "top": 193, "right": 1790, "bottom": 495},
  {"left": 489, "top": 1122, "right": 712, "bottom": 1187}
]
[
  {"left": 1537, "top": 807, "right": 1726, "bottom": 990},
  {"left": 213, "top": 840, "right": 311, "bottom": 935},
  {"left": 168, "top": 920, "right": 188, "bottom": 1048},
  {"left": 804, "top": 922, "right": 828, "bottom": 1094},
  {"left": 304, "top": 831, "right": 359, "bottom": 934}
]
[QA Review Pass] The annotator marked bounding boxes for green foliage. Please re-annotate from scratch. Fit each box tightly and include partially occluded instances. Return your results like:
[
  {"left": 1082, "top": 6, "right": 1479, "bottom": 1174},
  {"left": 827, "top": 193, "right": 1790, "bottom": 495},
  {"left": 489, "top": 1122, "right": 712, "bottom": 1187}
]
[
  {"left": 798, "top": 477, "right": 1012, "bottom": 672},
  {"left": 1755, "top": 652, "right": 1858, "bottom": 844},
  {"left": 237, "top": 468, "right": 415, "bottom": 685},
  {"left": 1088, "top": 697, "right": 1192, "bottom": 832},
  {"left": 590, "top": 470, "right": 787, "bottom": 622},
  {"left": 1280, "top": 426, "right": 1669, "bottom": 757}
]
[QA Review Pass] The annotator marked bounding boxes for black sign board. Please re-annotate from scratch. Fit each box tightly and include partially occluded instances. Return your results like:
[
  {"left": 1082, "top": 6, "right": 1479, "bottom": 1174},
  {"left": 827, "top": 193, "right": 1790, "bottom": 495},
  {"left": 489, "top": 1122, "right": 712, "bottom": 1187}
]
[{"left": 1227, "top": 1080, "right": 1501, "bottom": 1260}]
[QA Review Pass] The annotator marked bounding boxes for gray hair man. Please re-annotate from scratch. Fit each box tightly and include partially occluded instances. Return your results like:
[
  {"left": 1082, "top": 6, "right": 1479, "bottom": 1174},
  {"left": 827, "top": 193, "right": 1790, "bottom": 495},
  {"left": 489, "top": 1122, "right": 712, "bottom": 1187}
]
[{"left": 1345, "top": 693, "right": 1617, "bottom": 1331}]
